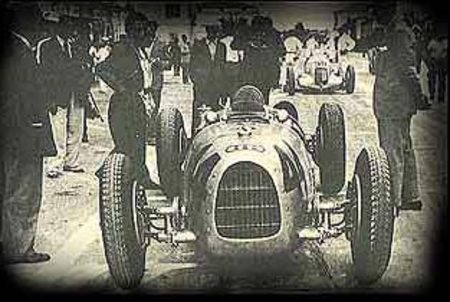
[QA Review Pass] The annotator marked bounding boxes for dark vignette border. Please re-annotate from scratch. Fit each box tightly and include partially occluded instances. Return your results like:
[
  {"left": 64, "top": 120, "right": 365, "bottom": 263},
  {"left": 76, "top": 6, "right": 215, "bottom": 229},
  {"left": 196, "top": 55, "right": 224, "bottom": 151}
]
[{"left": 0, "top": 0, "right": 447, "bottom": 301}]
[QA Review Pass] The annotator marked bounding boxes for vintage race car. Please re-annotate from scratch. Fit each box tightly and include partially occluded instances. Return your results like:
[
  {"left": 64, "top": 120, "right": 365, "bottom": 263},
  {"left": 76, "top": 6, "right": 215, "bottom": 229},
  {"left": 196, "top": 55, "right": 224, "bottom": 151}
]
[
  {"left": 98, "top": 86, "right": 394, "bottom": 290},
  {"left": 285, "top": 48, "right": 356, "bottom": 95}
]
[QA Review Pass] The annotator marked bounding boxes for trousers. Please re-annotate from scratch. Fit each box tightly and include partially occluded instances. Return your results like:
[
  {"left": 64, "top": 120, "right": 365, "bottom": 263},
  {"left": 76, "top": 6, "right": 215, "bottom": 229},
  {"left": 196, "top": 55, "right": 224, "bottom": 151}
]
[
  {"left": 377, "top": 118, "right": 419, "bottom": 207},
  {"left": 1, "top": 152, "right": 43, "bottom": 257},
  {"left": 181, "top": 62, "right": 190, "bottom": 84},
  {"left": 64, "top": 91, "right": 85, "bottom": 168},
  {"left": 46, "top": 92, "right": 85, "bottom": 172}
]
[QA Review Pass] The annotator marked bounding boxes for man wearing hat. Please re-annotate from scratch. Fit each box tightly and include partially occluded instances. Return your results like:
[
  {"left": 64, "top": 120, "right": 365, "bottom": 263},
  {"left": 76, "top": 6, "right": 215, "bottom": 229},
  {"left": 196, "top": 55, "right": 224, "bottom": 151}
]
[
  {"left": 189, "top": 22, "right": 227, "bottom": 136},
  {"left": 0, "top": 3, "right": 56, "bottom": 263}
]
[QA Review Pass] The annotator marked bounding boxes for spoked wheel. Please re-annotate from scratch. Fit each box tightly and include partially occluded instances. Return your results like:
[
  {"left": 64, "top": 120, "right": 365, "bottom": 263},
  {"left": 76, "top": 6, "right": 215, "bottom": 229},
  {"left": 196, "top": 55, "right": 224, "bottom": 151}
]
[
  {"left": 348, "top": 145, "right": 394, "bottom": 285},
  {"left": 99, "top": 153, "right": 148, "bottom": 289},
  {"left": 156, "top": 106, "right": 187, "bottom": 198}
]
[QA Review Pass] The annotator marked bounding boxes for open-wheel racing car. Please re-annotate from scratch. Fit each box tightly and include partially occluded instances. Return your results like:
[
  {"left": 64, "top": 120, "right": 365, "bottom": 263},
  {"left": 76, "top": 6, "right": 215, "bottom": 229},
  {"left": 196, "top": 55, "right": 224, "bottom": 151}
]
[
  {"left": 285, "top": 47, "right": 356, "bottom": 96},
  {"left": 98, "top": 85, "right": 395, "bottom": 290}
]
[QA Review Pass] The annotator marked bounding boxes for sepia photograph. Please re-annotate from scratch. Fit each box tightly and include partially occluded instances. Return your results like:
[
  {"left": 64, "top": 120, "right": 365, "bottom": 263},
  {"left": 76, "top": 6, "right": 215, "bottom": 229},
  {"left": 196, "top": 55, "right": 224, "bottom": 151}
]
[{"left": 0, "top": 0, "right": 448, "bottom": 297}]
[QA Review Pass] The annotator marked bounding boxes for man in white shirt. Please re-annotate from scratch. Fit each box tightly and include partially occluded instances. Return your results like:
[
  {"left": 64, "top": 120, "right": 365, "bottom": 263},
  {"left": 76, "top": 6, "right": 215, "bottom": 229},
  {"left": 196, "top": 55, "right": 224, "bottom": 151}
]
[{"left": 337, "top": 28, "right": 356, "bottom": 54}]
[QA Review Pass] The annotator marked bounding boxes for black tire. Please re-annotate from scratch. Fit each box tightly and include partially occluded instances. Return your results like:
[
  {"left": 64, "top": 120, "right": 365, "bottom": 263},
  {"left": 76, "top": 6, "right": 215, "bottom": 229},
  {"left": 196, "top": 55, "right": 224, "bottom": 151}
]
[
  {"left": 349, "top": 146, "right": 394, "bottom": 285},
  {"left": 286, "top": 66, "right": 296, "bottom": 96},
  {"left": 315, "top": 103, "right": 346, "bottom": 195},
  {"left": 156, "top": 106, "right": 187, "bottom": 197},
  {"left": 99, "top": 153, "right": 147, "bottom": 289},
  {"left": 345, "top": 65, "right": 355, "bottom": 94}
]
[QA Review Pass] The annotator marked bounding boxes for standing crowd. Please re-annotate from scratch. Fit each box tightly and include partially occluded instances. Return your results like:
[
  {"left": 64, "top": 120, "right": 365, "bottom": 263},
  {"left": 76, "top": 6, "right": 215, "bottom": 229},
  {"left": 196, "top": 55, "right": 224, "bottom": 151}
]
[
  {"left": 0, "top": 3, "right": 169, "bottom": 264},
  {"left": 0, "top": 2, "right": 447, "bottom": 266}
]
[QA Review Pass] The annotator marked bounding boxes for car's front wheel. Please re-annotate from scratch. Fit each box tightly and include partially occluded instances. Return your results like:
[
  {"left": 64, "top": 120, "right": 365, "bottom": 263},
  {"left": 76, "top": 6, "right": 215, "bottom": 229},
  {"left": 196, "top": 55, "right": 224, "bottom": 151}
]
[
  {"left": 99, "top": 153, "right": 147, "bottom": 289},
  {"left": 349, "top": 146, "right": 394, "bottom": 285}
]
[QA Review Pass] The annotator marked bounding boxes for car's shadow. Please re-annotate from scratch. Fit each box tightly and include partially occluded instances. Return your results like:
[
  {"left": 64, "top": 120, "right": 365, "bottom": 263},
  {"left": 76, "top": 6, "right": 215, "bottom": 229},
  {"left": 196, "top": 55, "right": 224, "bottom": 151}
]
[
  {"left": 137, "top": 241, "right": 339, "bottom": 293},
  {"left": 77, "top": 241, "right": 360, "bottom": 293}
]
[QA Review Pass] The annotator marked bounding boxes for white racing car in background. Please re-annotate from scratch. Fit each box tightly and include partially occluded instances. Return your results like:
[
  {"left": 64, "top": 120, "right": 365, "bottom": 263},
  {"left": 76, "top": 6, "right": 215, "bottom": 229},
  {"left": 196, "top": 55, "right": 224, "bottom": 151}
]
[{"left": 283, "top": 37, "right": 356, "bottom": 95}]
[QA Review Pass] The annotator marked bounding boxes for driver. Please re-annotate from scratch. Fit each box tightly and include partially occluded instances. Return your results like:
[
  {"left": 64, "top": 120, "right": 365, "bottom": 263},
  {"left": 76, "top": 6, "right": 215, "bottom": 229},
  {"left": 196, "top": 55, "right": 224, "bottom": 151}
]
[{"left": 231, "top": 85, "right": 265, "bottom": 112}]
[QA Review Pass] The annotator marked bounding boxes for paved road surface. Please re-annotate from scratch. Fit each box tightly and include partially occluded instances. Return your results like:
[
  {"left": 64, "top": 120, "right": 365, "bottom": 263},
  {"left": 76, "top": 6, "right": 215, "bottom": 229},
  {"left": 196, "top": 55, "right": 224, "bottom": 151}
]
[{"left": 8, "top": 53, "right": 447, "bottom": 294}]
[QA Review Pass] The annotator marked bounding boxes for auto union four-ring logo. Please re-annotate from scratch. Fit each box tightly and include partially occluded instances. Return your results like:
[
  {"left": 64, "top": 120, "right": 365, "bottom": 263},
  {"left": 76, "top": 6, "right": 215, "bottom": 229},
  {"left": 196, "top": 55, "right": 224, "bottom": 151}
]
[{"left": 225, "top": 143, "right": 266, "bottom": 153}]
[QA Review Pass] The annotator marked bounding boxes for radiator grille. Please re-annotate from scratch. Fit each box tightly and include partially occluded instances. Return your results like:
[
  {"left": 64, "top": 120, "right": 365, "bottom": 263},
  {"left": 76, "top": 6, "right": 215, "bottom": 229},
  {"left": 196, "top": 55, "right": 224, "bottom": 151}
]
[
  {"left": 215, "top": 162, "right": 281, "bottom": 239},
  {"left": 315, "top": 67, "right": 328, "bottom": 85}
]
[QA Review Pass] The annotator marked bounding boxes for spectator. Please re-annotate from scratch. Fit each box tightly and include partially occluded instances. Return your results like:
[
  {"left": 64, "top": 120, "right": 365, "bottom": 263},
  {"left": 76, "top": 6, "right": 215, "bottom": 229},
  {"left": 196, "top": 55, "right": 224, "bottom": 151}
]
[
  {"left": 190, "top": 23, "right": 226, "bottom": 136},
  {"left": 89, "top": 36, "right": 113, "bottom": 94},
  {"left": 180, "top": 34, "right": 191, "bottom": 84},
  {"left": 373, "top": 10, "right": 429, "bottom": 213},
  {"left": 70, "top": 18, "right": 97, "bottom": 144},
  {"left": 304, "top": 33, "right": 320, "bottom": 57},
  {"left": 38, "top": 14, "right": 92, "bottom": 177},
  {"left": 324, "top": 27, "right": 340, "bottom": 62},
  {"left": 233, "top": 17, "right": 250, "bottom": 62},
  {"left": 220, "top": 23, "right": 241, "bottom": 98},
  {"left": 95, "top": 10, "right": 157, "bottom": 189},
  {"left": 0, "top": 3, "right": 56, "bottom": 264},
  {"left": 337, "top": 27, "right": 356, "bottom": 55},
  {"left": 427, "top": 31, "right": 447, "bottom": 104},
  {"left": 168, "top": 34, "right": 181, "bottom": 77},
  {"left": 231, "top": 16, "right": 286, "bottom": 103},
  {"left": 145, "top": 20, "right": 166, "bottom": 144}
]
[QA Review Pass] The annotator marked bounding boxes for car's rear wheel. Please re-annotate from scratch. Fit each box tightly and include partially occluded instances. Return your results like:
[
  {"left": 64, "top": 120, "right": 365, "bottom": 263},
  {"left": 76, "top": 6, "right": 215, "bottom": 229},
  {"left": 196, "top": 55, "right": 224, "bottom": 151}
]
[
  {"left": 286, "top": 66, "right": 296, "bottom": 96},
  {"left": 349, "top": 146, "right": 394, "bottom": 285},
  {"left": 99, "top": 153, "right": 147, "bottom": 289},
  {"left": 345, "top": 65, "right": 355, "bottom": 94},
  {"left": 156, "top": 106, "right": 187, "bottom": 198},
  {"left": 315, "top": 103, "right": 346, "bottom": 195}
]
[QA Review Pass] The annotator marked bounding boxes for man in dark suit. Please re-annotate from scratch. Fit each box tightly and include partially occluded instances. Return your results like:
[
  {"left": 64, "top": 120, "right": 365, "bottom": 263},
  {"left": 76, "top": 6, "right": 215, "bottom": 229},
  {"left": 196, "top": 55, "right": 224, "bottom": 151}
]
[
  {"left": 38, "top": 14, "right": 91, "bottom": 175},
  {"left": 231, "top": 16, "right": 286, "bottom": 104},
  {"left": 95, "top": 10, "right": 157, "bottom": 189},
  {"left": 0, "top": 3, "right": 56, "bottom": 264},
  {"left": 373, "top": 10, "right": 428, "bottom": 212},
  {"left": 189, "top": 24, "right": 226, "bottom": 136}
]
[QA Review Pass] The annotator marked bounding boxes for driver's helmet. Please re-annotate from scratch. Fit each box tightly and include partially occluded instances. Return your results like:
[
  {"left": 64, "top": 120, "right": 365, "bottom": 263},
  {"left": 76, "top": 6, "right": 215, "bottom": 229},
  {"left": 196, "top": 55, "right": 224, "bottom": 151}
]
[{"left": 231, "top": 85, "right": 265, "bottom": 112}]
